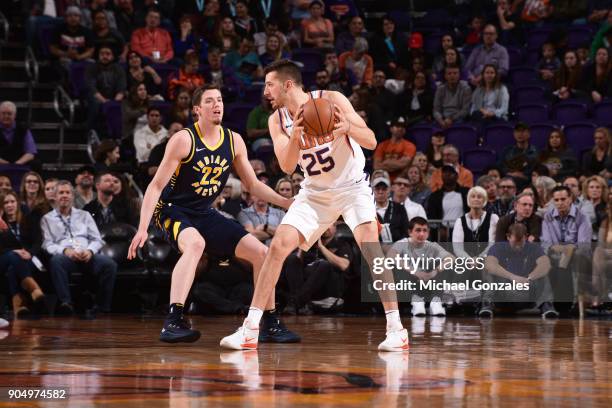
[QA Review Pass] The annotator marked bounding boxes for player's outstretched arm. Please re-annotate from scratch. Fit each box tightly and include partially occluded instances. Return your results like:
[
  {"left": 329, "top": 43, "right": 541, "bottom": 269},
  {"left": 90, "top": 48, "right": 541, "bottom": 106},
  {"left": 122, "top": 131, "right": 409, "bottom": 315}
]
[
  {"left": 232, "top": 131, "right": 293, "bottom": 209},
  {"left": 127, "top": 131, "right": 191, "bottom": 259},
  {"left": 327, "top": 91, "right": 377, "bottom": 150},
  {"left": 268, "top": 109, "right": 302, "bottom": 174}
]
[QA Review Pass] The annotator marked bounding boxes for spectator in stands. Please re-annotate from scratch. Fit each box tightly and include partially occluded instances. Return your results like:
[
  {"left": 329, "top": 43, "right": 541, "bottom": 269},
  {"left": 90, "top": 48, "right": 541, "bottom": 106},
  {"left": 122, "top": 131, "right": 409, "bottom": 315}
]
[
  {"left": 425, "top": 131, "right": 445, "bottom": 169},
  {"left": 432, "top": 34, "right": 456, "bottom": 78},
  {"left": 291, "top": 171, "right": 304, "bottom": 194},
  {"left": 168, "top": 89, "right": 193, "bottom": 126},
  {"left": 0, "top": 175, "right": 12, "bottom": 193},
  {"left": 390, "top": 174, "right": 428, "bottom": 220},
  {"left": 134, "top": 107, "right": 167, "bottom": 165},
  {"left": 483, "top": 223, "right": 556, "bottom": 318},
  {"left": 0, "top": 190, "right": 47, "bottom": 318},
  {"left": 147, "top": 122, "right": 183, "bottom": 178},
  {"left": 44, "top": 179, "right": 58, "bottom": 209},
  {"left": 499, "top": 122, "right": 539, "bottom": 184},
  {"left": 537, "top": 129, "right": 578, "bottom": 181},
  {"left": 324, "top": 0, "right": 358, "bottom": 26},
  {"left": 537, "top": 42, "right": 561, "bottom": 82},
  {"left": 335, "top": 15, "right": 365, "bottom": 54},
  {"left": 126, "top": 51, "right": 163, "bottom": 100},
  {"left": 465, "top": 25, "right": 509, "bottom": 87},
  {"left": 274, "top": 177, "right": 294, "bottom": 199},
  {"left": 427, "top": 165, "right": 469, "bottom": 240},
  {"left": 73, "top": 165, "right": 95, "bottom": 209},
  {"left": 533, "top": 175, "right": 556, "bottom": 216},
  {"left": 254, "top": 18, "right": 288, "bottom": 55},
  {"left": 430, "top": 145, "right": 474, "bottom": 192},
  {"left": 85, "top": 46, "right": 126, "bottom": 131},
  {"left": 233, "top": 0, "right": 259, "bottom": 39},
  {"left": 203, "top": 47, "right": 240, "bottom": 90},
  {"left": 167, "top": 53, "right": 205, "bottom": 100},
  {"left": 238, "top": 191, "right": 285, "bottom": 246},
  {"left": 402, "top": 71, "right": 433, "bottom": 126},
  {"left": 111, "top": 173, "right": 141, "bottom": 215},
  {"left": 372, "top": 175, "right": 410, "bottom": 243},
  {"left": 301, "top": 0, "right": 334, "bottom": 48},
  {"left": 224, "top": 37, "right": 263, "bottom": 84},
  {"left": 93, "top": 139, "right": 120, "bottom": 173},
  {"left": 453, "top": 185, "right": 499, "bottom": 244},
  {"left": 369, "top": 71, "right": 397, "bottom": 123},
  {"left": 495, "top": 191, "right": 542, "bottom": 242},
  {"left": 0, "top": 101, "right": 37, "bottom": 166},
  {"left": 41, "top": 180, "right": 117, "bottom": 315},
  {"left": 215, "top": 17, "right": 241, "bottom": 54},
  {"left": 405, "top": 166, "right": 431, "bottom": 208},
  {"left": 259, "top": 33, "right": 290, "bottom": 67},
  {"left": 477, "top": 175, "right": 499, "bottom": 215},
  {"left": 413, "top": 152, "right": 434, "bottom": 186},
  {"left": 464, "top": 15, "right": 485, "bottom": 46},
  {"left": 434, "top": 47, "right": 466, "bottom": 85},
  {"left": 369, "top": 15, "right": 409, "bottom": 75},
  {"left": 582, "top": 127, "right": 611, "bottom": 176},
  {"left": 114, "top": 0, "right": 136, "bottom": 40},
  {"left": 373, "top": 117, "right": 416, "bottom": 181},
  {"left": 199, "top": 0, "right": 222, "bottom": 41},
  {"left": 282, "top": 222, "right": 351, "bottom": 315},
  {"left": 91, "top": 9, "right": 126, "bottom": 63},
  {"left": 405, "top": 51, "right": 426, "bottom": 88},
  {"left": 49, "top": 7, "right": 95, "bottom": 83},
  {"left": 582, "top": 47, "right": 612, "bottom": 103},
  {"left": 19, "top": 172, "right": 48, "bottom": 215},
  {"left": 24, "top": 0, "right": 63, "bottom": 46},
  {"left": 583, "top": 175, "right": 609, "bottom": 241},
  {"left": 497, "top": 0, "right": 524, "bottom": 46},
  {"left": 174, "top": 15, "right": 208, "bottom": 62},
  {"left": 246, "top": 94, "right": 273, "bottom": 145},
  {"left": 470, "top": 64, "right": 509, "bottom": 123},
  {"left": 496, "top": 176, "right": 518, "bottom": 216},
  {"left": 433, "top": 65, "right": 472, "bottom": 129},
  {"left": 130, "top": 8, "right": 173, "bottom": 64},
  {"left": 589, "top": 10, "right": 612, "bottom": 58},
  {"left": 82, "top": 0, "right": 116, "bottom": 30},
  {"left": 121, "top": 83, "right": 149, "bottom": 139},
  {"left": 552, "top": 50, "right": 583, "bottom": 101},
  {"left": 84, "top": 171, "right": 134, "bottom": 228},
  {"left": 562, "top": 176, "right": 596, "bottom": 224},
  {"left": 321, "top": 50, "right": 354, "bottom": 94},
  {"left": 339, "top": 37, "right": 374, "bottom": 87}
]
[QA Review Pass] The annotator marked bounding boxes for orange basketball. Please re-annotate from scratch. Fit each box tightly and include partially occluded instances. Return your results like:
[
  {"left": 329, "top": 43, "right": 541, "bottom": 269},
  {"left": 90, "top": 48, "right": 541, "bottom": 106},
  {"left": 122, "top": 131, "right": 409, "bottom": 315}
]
[{"left": 302, "top": 98, "right": 335, "bottom": 138}]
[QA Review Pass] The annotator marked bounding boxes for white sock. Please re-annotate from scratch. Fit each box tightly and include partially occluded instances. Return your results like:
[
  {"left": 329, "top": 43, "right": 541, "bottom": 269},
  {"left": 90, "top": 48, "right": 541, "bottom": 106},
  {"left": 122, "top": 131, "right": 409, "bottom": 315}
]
[
  {"left": 385, "top": 309, "right": 403, "bottom": 333},
  {"left": 245, "top": 307, "right": 263, "bottom": 329}
]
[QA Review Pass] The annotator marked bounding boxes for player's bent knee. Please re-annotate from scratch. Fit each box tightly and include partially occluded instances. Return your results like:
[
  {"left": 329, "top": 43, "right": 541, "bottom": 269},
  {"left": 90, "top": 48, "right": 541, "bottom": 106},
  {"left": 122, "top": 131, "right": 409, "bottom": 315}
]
[
  {"left": 269, "top": 236, "right": 296, "bottom": 259},
  {"left": 182, "top": 236, "right": 205, "bottom": 254}
]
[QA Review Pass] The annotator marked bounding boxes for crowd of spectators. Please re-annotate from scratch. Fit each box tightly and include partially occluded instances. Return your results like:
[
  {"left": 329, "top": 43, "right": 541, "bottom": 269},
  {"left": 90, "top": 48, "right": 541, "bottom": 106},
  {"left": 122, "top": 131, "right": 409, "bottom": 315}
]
[{"left": 1, "top": 0, "right": 612, "bottom": 320}]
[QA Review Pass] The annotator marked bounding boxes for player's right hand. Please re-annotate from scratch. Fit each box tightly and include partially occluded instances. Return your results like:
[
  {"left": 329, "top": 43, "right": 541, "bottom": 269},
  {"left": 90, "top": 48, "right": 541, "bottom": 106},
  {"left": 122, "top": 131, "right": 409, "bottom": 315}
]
[
  {"left": 291, "top": 105, "right": 304, "bottom": 141},
  {"left": 128, "top": 229, "right": 148, "bottom": 260}
]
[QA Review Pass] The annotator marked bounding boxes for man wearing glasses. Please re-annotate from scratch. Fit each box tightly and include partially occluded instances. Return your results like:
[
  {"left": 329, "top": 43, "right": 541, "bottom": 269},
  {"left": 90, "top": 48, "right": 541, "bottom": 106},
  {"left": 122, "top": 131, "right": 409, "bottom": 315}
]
[{"left": 464, "top": 24, "right": 510, "bottom": 87}]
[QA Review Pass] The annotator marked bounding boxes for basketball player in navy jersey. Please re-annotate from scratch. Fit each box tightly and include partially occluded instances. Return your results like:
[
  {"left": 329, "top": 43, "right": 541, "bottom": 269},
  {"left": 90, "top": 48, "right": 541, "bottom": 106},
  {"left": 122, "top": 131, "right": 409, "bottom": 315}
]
[{"left": 128, "top": 85, "right": 300, "bottom": 344}]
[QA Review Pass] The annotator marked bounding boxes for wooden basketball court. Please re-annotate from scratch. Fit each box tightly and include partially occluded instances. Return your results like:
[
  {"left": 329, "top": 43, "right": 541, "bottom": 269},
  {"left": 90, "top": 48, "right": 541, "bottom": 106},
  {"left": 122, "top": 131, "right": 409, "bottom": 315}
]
[{"left": 0, "top": 316, "right": 610, "bottom": 407}]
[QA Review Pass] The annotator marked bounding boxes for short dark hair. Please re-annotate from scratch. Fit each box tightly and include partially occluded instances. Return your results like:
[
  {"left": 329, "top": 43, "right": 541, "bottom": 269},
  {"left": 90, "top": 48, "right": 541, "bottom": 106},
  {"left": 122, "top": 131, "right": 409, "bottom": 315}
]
[
  {"left": 551, "top": 185, "right": 571, "bottom": 196},
  {"left": 263, "top": 59, "right": 303, "bottom": 85},
  {"left": 514, "top": 122, "right": 530, "bottom": 131},
  {"left": 444, "top": 64, "right": 460, "bottom": 72},
  {"left": 95, "top": 170, "right": 114, "bottom": 184},
  {"left": 147, "top": 106, "right": 161, "bottom": 116},
  {"left": 507, "top": 223, "right": 527, "bottom": 239},
  {"left": 408, "top": 216, "right": 428, "bottom": 231},
  {"left": 192, "top": 84, "right": 222, "bottom": 106}
]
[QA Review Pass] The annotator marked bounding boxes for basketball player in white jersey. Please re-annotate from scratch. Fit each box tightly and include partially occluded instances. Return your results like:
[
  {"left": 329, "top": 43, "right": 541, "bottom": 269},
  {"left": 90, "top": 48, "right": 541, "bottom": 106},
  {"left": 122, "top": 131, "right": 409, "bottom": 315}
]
[{"left": 221, "top": 60, "right": 408, "bottom": 351}]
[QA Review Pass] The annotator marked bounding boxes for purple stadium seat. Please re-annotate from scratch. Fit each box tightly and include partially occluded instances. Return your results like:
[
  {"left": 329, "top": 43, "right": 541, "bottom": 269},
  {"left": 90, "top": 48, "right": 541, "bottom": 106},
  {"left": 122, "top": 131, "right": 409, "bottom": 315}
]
[
  {"left": 567, "top": 26, "right": 593, "bottom": 49},
  {"left": 564, "top": 122, "right": 597, "bottom": 153},
  {"left": 463, "top": 148, "right": 497, "bottom": 172},
  {"left": 0, "top": 164, "right": 30, "bottom": 190},
  {"left": 525, "top": 49, "right": 541, "bottom": 66},
  {"left": 513, "top": 86, "right": 547, "bottom": 107},
  {"left": 37, "top": 23, "right": 56, "bottom": 58},
  {"left": 424, "top": 32, "right": 443, "bottom": 55},
  {"left": 69, "top": 61, "right": 94, "bottom": 98},
  {"left": 408, "top": 125, "right": 436, "bottom": 153},
  {"left": 291, "top": 49, "right": 323, "bottom": 72},
  {"left": 506, "top": 47, "right": 523, "bottom": 68},
  {"left": 226, "top": 103, "right": 255, "bottom": 130},
  {"left": 593, "top": 101, "right": 612, "bottom": 126},
  {"left": 509, "top": 67, "right": 538, "bottom": 86},
  {"left": 527, "top": 28, "right": 553, "bottom": 50},
  {"left": 516, "top": 104, "right": 550, "bottom": 124},
  {"left": 529, "top": 123, "right": 555, "bottom": 150},
  {"left": 483, "top": 124, "right": 515, "bottom": 153},
  {"left": 244, "top": 85, "right": 264, "bottom": 104},
  {"left": 388, "top": 10, "right": 412, "bottom": 31},
  {"left": 101, "top": 101, "right": 123, "bottom": 139},
  {"left": 443, "top": 125, "right": 478, "bottom": 152},
  {"left": 414, "top": 9, "right": 452, "bottom": 29},
  {"left": 552, "top": 102, "right": 588, "bottom": 125}
]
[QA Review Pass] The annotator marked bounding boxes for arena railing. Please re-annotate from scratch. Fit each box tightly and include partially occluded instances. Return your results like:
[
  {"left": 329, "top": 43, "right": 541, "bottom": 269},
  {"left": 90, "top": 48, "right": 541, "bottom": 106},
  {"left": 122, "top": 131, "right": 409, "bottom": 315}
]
[
  {"left": 53, "top": 85, "right": 75, "bottom": 168},
  {"left": 24, "top": 46, "right": 39, "bottom": 125}
]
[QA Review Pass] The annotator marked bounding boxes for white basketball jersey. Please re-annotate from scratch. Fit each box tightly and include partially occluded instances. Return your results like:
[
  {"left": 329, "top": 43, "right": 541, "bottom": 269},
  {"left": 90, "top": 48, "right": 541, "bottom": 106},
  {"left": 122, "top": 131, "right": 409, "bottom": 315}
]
[{"left": 278, "top": 90, "right": 367, "bottom": 190}]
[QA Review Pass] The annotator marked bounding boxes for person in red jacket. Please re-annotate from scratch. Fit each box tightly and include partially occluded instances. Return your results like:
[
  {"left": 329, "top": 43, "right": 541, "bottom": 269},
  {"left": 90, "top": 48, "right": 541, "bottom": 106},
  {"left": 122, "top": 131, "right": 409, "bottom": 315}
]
[{"left": 130, "top": 8, "right": 173, "bottom": 63}]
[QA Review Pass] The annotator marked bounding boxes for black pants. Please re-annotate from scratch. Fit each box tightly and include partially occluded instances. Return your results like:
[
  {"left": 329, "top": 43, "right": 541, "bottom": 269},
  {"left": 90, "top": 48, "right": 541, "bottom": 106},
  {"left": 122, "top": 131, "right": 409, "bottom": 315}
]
[{"left": 281, "top": 254, "right": 343, "bottom": 307}]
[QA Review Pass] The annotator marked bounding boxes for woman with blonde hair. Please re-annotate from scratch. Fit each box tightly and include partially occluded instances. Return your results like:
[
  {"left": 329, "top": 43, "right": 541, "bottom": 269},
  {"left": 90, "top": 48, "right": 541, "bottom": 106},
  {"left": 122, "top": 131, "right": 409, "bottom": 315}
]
[
  {"left": 404, "top": 165, "right": 431, "bottom": 207},
  {"left": 412, "top": 152, "right": 434, "bottom": 186},
  {"left": 19, "top": 171, "right": 48, "bottom": 214},
  {"left": 452, "top": 186, "right": 499, "bottom": 245},
  {"left": 583, "top": 175, "right": 609, "bottom": 241},
  {"left": 274, "top": 177, "right": 294, "bottom": 199},
  {"left": 533, "top": 176, "right": 557, "bottom": 217}
]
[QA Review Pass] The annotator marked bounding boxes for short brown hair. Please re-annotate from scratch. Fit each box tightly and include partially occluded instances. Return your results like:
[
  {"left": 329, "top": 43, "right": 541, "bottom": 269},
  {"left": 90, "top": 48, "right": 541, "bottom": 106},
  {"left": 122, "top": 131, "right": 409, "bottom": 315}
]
[
  {"left": 192, "top": 84, "right": 222, "bottom": 106},
  {"left": 263, "top": 59, "right": 302, "bottom": 85},
  {"left": 507, "top": 223, "right": 527, "bottom": 239}
]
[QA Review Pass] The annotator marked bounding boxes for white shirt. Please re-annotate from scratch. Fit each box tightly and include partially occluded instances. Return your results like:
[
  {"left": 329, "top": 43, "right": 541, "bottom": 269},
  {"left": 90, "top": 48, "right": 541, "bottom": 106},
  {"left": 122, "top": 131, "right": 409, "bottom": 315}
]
[
  {"left": 452, "top": 211, "right": 499, "bottom": 243},
  {"left": 402, "top": 197, "right": 427, "bottom": 220},
  {"left": 43, "top": 0, "right": 57, "bottom": 17},
  {"left": 376, "top": 202, "right": 388, "bottom": 220},
  {"left": 442, "top": 191, "right": 464, "bottom": 227},
  {"left": 134, "top": 125, "right": 168, "bottom": 163}
]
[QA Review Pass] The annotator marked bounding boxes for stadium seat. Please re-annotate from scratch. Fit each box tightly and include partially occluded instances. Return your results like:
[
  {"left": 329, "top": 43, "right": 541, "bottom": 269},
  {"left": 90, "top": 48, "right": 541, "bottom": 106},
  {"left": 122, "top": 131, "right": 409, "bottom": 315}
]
[
  {"left": 506, "top": 46, "right": 523, "bottom": 68},
  {"left": 463, "top": 148, "right": 497, "bottom": 173},
  {"left": 291, "top": 48, "right": 323, "bottom": 72},
  {"left": 509, "top": 67, "right": 538, "bottom": 86},
  {"left": 516, "top": 104, "right": 550, "bottom": 124},
  {"left": 567, "top": 26, "right": 593, "bottom": 49},
  {"left": 408, "top": 124, "right": 437, "bottom": 153},
  {"left": 527, "top": 28, "right": 553, "bottom": 50},
  {"left": 564, "top": 122, "right": 597, "bottom": 154},
  {"left": 592, "top": 101, "right": 612, "bottom": 126},
  {"left": 483, "top": 124, "right": 515, "bottom": 153},
  {"left": 552, "top": 101, "right": 588, "bottom": 125},
  {"left": 36, "top": 23, "right": 56, "bottom": 58},
  {"left": 225, "top": 103, "right": 255, "bottom": 131},
  {"left": 513, "top": 86, "right": 547, "bottom": 107},
  {"left": 424, "top": 32, "right": 443, "bottom": 55},
  {"left": 101, "top": 101, "right": 123, "bottom": 139},
  {"left": 443, "top": 125, "right": 478, "bottom": 152},
  {"left": 243, "top": 84, "right": 264, "bottom": 104},
  {"left": 529, "top": 123, "right": 556, "bottom": 150},
  {"left": 69, "top": 61, "right": 94, "bottom": 98}
]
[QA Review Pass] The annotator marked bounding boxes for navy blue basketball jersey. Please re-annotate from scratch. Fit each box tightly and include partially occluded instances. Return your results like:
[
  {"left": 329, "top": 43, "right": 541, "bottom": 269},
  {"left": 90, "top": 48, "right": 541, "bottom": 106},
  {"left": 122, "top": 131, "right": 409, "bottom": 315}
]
[{"left": 158, "top": 122, "right": 235, "bottom": 213}]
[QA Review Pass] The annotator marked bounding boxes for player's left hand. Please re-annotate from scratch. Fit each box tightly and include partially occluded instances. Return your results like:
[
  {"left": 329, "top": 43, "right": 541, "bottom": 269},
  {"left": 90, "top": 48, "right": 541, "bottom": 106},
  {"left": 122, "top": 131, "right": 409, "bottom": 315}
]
[{"left": 332, "top": 105, "right": 350, "bottom": 139}]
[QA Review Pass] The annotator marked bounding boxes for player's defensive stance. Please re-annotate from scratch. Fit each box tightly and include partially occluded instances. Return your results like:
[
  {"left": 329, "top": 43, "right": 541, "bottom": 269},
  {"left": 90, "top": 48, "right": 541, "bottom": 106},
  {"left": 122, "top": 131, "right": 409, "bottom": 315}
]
[
  {"left": 128, "top": 85, "right": 300, "bottom": 344},
  {"left": 221, "top": 61, "right": 408, "bottom": 351}
]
